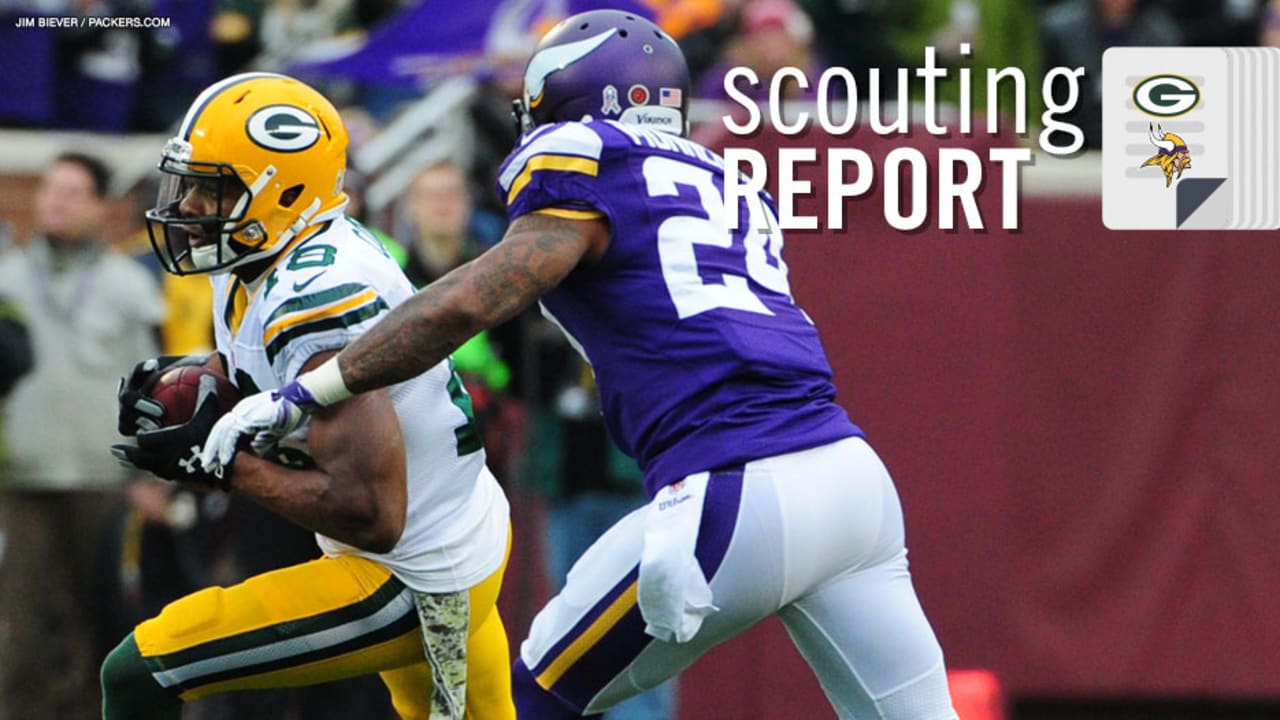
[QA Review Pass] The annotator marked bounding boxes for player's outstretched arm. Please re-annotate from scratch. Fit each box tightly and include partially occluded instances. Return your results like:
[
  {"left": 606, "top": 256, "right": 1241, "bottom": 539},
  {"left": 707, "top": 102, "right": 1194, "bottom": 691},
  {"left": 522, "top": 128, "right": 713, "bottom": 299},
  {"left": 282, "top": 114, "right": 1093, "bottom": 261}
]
[
  {"left": 201, "top": 212, "right": 608, "bottom": 472},
  {"left": 339, "top": 211, "right": 607, "bottom": 394},
  {"left": 228, "top": 351, "right": 409, "bottom": 553}
]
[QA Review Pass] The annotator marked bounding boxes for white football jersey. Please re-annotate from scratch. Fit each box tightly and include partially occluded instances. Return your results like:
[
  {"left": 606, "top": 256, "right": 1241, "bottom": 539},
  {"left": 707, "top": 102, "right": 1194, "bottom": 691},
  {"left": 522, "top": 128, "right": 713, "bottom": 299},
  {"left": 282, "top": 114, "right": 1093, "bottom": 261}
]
[{"left": 211, "top": 215, "right": 509, "bottom": 593}]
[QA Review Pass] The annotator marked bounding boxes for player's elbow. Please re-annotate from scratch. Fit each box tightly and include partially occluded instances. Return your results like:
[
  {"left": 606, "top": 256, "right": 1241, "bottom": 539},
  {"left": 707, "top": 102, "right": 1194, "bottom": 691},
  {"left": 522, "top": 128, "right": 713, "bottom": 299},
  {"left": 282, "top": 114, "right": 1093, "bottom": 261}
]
[
  {"left": 356, "top": 531, "right": 400, "bottom": 555},
  {"left": 344, "top": 502, "right": 404, "bottom": 554},
  {"left": 449, "top": 260, "right": 531, "bottom": 330},
  {"left": 369, "top": 506, "right": 406, "bottom": 554}
]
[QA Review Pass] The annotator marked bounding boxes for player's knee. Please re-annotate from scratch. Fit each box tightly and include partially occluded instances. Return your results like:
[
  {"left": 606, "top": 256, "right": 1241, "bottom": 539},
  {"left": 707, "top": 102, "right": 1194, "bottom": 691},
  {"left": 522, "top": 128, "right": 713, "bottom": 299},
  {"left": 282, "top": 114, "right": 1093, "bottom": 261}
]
[
  {"left": 101, "top": 633, "right": 181, "bottom": 718},
  {"left": 873, "top": 659, "right": 957, "bottom": 720}
]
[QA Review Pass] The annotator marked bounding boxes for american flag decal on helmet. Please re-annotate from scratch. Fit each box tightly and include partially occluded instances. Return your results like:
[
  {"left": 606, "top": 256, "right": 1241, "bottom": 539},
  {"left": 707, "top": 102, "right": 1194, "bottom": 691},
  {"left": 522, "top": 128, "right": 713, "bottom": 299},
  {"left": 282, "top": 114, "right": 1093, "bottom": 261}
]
[{"left": 659, "top": 88, "right": 682, "bottom": 107}]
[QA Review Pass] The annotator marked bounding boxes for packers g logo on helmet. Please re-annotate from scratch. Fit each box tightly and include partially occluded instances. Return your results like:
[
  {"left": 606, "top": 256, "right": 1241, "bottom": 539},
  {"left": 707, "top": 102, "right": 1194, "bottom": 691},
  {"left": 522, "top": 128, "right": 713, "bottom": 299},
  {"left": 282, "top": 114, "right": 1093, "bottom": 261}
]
[{"left": 246, "top": 105, "right": 322, "bottom": 153}]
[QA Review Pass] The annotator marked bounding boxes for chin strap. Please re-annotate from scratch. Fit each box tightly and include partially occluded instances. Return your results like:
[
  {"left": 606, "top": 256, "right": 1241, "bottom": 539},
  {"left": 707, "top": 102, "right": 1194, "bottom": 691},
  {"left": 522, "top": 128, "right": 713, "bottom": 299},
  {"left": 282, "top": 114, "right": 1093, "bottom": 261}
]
[
  {"left": 218, "top": 196, "right": 324, "bottom": 272},
  {"left": 274, "top": 197, "right": 323, "bottom": 251}
]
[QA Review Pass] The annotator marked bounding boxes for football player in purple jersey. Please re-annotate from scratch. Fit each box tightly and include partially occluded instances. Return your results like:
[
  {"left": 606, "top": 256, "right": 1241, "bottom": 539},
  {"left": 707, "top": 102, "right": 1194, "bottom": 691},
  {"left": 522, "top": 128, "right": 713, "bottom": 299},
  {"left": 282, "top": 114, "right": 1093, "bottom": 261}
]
[{"left": 203, "top": 10, "right": 959, "bottom": 719}]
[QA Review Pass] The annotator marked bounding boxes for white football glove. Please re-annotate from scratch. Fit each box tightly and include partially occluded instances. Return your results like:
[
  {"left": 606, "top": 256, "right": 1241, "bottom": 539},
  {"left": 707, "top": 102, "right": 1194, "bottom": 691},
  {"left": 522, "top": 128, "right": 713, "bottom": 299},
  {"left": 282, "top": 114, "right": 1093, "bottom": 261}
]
[{"left": 199, "top": 383, "right": 313, "bottom": 474}]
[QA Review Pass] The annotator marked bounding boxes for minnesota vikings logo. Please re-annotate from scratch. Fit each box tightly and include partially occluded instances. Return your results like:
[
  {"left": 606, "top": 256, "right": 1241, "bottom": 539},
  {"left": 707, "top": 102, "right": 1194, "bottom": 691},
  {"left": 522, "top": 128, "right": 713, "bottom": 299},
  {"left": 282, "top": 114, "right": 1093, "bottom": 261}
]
[{"left": 1140, "top": 122, "right": 1192, "bottom": 188}]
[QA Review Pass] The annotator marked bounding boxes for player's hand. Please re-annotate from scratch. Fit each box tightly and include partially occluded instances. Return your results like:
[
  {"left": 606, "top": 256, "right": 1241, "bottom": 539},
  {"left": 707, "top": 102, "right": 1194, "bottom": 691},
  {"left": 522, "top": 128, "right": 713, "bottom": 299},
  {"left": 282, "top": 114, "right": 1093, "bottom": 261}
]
[
  {"left": 199, "top": 381, "right": 315, "bottom": 474},
  {"left": 111, "top": 373, "right": 230, "bottom": 490},
  {"left": 117, "top": 354, "right": 210, "bottom": 436}
]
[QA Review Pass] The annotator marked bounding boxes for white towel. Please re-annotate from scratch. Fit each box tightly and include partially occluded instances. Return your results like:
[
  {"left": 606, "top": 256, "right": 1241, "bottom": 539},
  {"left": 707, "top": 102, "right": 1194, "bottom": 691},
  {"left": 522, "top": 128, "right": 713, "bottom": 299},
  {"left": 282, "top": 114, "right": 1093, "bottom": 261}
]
[{"left": 638, "top": 472, "right": 719, "bottom": 643}]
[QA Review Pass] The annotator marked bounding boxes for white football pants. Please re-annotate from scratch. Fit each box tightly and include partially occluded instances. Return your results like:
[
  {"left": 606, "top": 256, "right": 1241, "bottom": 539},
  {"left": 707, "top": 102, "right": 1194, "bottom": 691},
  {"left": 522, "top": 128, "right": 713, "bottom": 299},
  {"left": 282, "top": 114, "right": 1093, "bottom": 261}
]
[{"left": 519, "top": 436, "right": 958, "bottom": 719}]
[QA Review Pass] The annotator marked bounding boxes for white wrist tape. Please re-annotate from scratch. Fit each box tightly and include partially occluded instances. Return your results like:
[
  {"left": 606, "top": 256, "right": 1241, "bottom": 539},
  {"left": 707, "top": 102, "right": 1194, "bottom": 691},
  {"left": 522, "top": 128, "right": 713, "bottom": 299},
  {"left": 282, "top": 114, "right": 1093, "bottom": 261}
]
[{"left": 298, "top": 355, "right": 354, "bottom": 407}]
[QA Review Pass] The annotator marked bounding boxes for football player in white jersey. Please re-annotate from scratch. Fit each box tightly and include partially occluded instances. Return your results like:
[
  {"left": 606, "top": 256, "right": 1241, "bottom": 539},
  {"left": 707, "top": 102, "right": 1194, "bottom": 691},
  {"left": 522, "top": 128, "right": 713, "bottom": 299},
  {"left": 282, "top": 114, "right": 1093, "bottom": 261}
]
[
  {"left": 201, "top": 12, "right": 958, "bottom": 720},
  {"left": 105, "top": 73, "right": 514, "bottom": 720}
]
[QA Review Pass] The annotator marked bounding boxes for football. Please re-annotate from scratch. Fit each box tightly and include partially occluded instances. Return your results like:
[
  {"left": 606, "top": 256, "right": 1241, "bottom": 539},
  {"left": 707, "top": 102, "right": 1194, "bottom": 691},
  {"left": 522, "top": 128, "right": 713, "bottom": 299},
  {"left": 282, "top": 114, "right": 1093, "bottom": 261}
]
[{"left": 148, "top": 366, "right": 242, "bottom": 426}]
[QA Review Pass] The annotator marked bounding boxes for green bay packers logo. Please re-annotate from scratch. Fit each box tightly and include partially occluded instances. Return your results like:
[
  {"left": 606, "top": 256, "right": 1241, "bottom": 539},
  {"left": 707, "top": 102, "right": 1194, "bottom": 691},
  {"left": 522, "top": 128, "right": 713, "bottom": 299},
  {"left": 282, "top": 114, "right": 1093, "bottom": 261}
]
[
  {"left": 1132, "top": 74, "right": 1200, "bottom": 117},
  {"left": 246, "top": 105, "right": 321, "bottom": 152}
]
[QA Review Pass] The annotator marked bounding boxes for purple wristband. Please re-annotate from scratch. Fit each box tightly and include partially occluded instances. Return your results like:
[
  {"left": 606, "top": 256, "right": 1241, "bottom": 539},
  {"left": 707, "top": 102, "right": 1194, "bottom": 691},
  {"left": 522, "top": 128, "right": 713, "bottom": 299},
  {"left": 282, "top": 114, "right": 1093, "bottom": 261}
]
[{"left": 272, "top": 380, "right": 320, "bottom": 411}]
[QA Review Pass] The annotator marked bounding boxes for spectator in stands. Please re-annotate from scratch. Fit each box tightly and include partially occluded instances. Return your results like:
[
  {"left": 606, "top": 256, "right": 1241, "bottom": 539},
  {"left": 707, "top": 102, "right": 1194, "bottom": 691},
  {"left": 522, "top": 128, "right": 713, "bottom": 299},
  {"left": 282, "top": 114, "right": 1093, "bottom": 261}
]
[
  {"left": 254, "top": 0, "right": 359, "bottom": 72},
  {"left": 210, "top": 0, "right": 264, "bottom": 76},
  {"left": 343, "top": 165, "right": 396, "bottom": 246},
  {"left": 348, "top": 162, "right": 508, "bottom": 400},
  {"left": 395, "top": 160, "right": 503, "bottom": 286},
  {"left": 648, "top": 0, "right": 727, "bottom": 39},
  {"left": 649, "top": 0, "right": 736, "bottom": 85},
  {"left": 0, "top": 0, "right": 212, "bottom": 131},
  {"left": 885, "top": 0, "right": 1042, "bottom": 128},
  {"left": 0, "top": 151, "right": 164, "bottom": 719},
  {"left": 52, "top": 0, "right": 169, "bottom": 131},
  {"left": 130, "top": 0, "right": 220, "bottom": 132},
  {"left": 470, "top": 10, "right": 542, "bottom": 217},
  {"left": 1041, "top": 0, "right": 1183, "bottom": 150},
  {"left": 693, "top": 0, "right": 826, "bottom": 103}
]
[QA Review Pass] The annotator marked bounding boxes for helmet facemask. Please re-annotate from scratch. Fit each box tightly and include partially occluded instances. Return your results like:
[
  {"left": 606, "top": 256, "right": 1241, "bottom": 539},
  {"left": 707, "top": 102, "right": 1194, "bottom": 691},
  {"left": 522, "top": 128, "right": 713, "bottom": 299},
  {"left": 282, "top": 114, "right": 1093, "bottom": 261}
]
[{"left": 146, "top": 139, "right": 267, "bottom": 276}]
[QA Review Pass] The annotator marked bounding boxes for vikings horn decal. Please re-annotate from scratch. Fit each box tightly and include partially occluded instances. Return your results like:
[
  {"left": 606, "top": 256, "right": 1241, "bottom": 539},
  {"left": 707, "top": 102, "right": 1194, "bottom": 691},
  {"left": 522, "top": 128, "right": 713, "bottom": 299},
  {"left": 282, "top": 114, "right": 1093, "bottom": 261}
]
[{"left": 524, "top": 28, "right": 619, "bottom": 108}]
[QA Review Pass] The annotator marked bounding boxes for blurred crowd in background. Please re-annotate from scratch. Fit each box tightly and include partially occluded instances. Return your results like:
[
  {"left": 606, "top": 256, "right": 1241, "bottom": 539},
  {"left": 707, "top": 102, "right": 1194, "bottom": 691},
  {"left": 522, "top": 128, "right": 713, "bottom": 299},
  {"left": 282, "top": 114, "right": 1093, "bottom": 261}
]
[
  {"left": 0, "top": 0, "right": 1276, "bottom": 137},
  {"left": 2, "top": 0, "right": 1280, "bottom": 718}
]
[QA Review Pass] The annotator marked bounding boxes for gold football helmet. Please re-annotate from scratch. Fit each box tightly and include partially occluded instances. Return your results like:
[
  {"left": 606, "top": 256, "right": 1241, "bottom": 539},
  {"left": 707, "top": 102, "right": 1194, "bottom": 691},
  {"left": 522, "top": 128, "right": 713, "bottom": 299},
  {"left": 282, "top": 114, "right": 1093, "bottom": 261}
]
[{"left": 146, "top": 73, "right": 349, "bottom": 275}]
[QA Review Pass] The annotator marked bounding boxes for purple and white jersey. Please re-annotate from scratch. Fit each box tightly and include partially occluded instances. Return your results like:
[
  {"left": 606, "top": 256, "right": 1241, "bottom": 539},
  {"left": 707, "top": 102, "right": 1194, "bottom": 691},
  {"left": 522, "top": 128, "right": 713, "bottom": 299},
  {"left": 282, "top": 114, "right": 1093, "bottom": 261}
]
[{"left": 498, "top": 120, "right": 861, "bottom": 495}]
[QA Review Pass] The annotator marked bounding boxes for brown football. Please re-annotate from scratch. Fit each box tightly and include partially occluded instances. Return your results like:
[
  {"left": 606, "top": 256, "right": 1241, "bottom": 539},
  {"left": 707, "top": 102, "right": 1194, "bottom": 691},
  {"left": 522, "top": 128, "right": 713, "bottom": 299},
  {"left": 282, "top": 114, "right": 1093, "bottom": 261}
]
[{"left": 148, "top": 366, "right": 242, "bottom": 426}]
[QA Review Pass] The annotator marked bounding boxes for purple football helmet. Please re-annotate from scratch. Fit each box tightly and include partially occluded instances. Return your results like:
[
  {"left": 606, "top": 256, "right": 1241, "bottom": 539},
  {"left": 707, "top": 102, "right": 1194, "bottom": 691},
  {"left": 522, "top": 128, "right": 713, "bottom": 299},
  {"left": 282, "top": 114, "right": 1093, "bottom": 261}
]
[{"left": 514, "top": 10, "right": 690, "bottom": 137}]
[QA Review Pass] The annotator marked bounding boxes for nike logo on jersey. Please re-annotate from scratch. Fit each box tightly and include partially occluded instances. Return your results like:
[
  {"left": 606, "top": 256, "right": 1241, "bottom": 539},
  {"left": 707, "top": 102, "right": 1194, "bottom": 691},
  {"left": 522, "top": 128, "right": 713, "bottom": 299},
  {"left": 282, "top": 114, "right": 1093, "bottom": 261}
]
[{"left": 292, "top": 274, "right": 323, "bottom": 292}]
